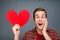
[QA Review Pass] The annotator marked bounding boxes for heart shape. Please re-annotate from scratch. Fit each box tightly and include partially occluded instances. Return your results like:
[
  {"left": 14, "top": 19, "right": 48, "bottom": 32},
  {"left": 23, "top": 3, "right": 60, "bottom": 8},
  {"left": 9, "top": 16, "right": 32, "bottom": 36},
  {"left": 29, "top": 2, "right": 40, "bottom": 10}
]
[{"left": 6, "top": 10, "right": 30, "bottom": 27}]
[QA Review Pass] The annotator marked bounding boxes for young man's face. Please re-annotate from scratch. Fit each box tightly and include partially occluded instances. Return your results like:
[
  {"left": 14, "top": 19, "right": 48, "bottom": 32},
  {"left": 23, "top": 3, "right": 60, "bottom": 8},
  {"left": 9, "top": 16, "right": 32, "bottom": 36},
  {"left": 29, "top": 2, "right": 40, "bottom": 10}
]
[{"left": 35, "top": 11, "right": 46, "bottom": 30}]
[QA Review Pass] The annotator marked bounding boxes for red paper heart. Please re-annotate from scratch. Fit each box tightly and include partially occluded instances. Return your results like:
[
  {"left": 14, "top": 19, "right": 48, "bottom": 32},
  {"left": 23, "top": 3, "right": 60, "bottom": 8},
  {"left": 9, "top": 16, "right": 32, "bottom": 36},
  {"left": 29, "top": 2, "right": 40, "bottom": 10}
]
[{"left": 6, "top": 10, "right": 30, "bottom": 27}]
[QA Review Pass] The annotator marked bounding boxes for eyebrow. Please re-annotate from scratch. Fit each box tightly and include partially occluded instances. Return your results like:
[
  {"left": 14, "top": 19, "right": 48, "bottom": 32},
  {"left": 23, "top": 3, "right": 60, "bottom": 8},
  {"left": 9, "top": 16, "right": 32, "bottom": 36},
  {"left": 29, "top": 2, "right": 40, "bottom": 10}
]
[
  {"left": 35, "top": 14, "right": 39, "bottom": 16},
  {"left": 41, "top": 13, "right": 45, "bottom": 16}
]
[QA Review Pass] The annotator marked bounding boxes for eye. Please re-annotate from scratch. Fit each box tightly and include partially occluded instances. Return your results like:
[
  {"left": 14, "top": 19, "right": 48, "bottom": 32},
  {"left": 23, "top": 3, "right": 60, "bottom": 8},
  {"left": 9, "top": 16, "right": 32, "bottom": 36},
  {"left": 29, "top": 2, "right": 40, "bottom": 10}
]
[
  {"left": 35, "top": 16, "right": 39, "bottom": 18},
  {"left": 41, "top": 16, "right": 45, "bottom": 18}
]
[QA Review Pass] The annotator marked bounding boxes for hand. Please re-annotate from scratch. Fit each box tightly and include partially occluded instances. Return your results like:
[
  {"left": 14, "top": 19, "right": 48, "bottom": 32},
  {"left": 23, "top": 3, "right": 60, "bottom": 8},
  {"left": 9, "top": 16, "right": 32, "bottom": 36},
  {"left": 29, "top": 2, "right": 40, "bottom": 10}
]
[
  {"left": 42, "top": 19, "right": 48, "bottom": 32},
  {"left": 12, "top": 24, "right": 20, "bottom": 36},
  {"left": 42, "top": 19, "right": 52, "bottom": 40}
]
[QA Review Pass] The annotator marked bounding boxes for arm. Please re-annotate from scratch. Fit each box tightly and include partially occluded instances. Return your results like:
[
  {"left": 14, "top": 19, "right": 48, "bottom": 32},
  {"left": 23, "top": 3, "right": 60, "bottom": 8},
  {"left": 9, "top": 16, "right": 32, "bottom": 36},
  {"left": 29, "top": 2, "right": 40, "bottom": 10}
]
[
  {"left": 42, "top": 31, "right": 52, "bottom": 40},
  {"left": 14, "top": 34, "right": 20, "bottom": 40},
  {"left": 42, "top": 19, "right": 52, "bottom": 40},
  {"left": 12, "top": 24, "right": 20, "bottom": 40}
]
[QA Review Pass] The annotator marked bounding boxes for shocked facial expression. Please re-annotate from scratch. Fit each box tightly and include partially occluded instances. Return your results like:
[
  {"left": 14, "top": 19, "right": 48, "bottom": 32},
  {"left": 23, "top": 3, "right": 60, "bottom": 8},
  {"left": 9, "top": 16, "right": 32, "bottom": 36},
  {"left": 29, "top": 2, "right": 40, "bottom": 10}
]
[{"left": 35, "top": 11, "right": 46, "bottom": 30}]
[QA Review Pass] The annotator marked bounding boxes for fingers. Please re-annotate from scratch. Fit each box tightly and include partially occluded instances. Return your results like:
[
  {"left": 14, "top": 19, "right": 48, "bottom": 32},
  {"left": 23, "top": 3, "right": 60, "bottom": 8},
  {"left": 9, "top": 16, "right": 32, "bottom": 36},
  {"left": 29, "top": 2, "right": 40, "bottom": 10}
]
[
  {"left": 12, "top": 24, "right": 20, "bottom": 35},
  {"left": 16, "top": 29, "right": 19, "bottom": 31},
  {"left": 43, "top": 19, "right": 48, "bottom": 32},
  {"left": 45, "top": 19, "right": 48, "bottom": 26},
  {"left": 12, "top": 24, "right": 20, "bottom": 31}
]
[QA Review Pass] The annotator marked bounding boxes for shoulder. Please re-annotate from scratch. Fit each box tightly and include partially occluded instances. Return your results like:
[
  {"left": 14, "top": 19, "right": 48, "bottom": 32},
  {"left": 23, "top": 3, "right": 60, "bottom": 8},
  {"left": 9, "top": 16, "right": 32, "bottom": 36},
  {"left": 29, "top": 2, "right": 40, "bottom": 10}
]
[
  {"left": 47, "top": 28, "right": 60, "bottom": 40},
  {"left": 22, "top": 28, "right": 36, "bottom": 40},
  {"left": 47, "top": 28, "right": 57, "bottom": 33},
  {"left": 47, "top": 28, "right": 58, "bottom": 35},
  {"left": 22, "top": 28, "right": 36, "bottom": 37},
  {"left": 24, "top": 28, "right": 36, "bottom": 36}
]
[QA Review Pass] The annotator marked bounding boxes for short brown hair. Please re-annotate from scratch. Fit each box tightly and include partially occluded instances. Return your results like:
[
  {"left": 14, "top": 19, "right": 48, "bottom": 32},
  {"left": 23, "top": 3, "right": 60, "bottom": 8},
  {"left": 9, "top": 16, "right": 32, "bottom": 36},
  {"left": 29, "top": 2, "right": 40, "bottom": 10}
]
[{"left": 33, "top": 7, "right": 47, "bottom": 19}]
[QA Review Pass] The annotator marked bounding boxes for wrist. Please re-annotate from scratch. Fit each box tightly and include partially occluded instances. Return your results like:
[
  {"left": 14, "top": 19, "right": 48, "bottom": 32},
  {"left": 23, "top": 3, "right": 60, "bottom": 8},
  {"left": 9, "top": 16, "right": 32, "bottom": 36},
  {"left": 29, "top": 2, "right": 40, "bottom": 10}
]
[
  {"left": 42, "top": 30, "right": 46, "bottom": 33},
  {"left": 42, "top": 31, "right": 47, "bottom": 35},
  {"left": 14, "top": 34, "right": 20, "bottom": 37},
  {"left": 42, "top": 31, "right": 52, "bottom": 40}
]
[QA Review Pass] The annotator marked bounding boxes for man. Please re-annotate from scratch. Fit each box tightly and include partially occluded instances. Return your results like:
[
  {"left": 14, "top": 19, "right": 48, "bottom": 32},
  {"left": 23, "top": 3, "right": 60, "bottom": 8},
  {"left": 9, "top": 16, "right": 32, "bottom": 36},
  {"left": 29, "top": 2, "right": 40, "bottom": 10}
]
[{"left": 12, "top": 7, "right": 60, "bottom": 40}]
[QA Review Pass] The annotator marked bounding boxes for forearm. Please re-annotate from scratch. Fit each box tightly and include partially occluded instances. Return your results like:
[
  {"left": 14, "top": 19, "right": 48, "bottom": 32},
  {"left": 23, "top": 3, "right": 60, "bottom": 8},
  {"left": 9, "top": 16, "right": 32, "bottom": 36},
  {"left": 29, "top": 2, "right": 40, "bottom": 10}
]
[
  {"left": 43, "top": 31, "right": 52, "bottom": 40},
  {"left": 14, "top": 35, "right": 20, "bottom": 40}
]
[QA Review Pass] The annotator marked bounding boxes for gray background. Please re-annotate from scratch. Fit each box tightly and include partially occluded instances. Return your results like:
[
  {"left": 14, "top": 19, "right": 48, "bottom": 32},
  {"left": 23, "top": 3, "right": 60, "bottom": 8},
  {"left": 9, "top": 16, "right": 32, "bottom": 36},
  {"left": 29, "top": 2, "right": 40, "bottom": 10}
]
[{"left": 0, "top": 0, "right": 60, "bottom": 40}]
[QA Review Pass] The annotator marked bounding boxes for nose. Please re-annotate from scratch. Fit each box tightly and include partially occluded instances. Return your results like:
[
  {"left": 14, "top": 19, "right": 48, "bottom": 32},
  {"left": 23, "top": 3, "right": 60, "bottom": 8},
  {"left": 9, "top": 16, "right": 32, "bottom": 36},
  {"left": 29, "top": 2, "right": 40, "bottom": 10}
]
[{"left": 39, "top": 17, "right": 42, "bottom": 22}]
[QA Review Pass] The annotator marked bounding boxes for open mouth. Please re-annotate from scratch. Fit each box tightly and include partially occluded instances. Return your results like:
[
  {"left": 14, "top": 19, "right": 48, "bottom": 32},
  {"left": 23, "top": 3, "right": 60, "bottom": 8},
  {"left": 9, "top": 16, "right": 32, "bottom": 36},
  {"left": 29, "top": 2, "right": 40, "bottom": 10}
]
[{"left": 38, "top": 23, "right": 43, "bottom": 26}]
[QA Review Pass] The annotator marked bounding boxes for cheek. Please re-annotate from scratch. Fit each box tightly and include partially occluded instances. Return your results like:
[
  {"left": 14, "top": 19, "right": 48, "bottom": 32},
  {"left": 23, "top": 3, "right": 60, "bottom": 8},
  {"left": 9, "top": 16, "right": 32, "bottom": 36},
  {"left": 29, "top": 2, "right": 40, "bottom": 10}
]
[
  {"left": 42, "top": 18, "right": 46, "bottom": 23},
  {"left": 34, "top": 19, "right": 38, "bottom": 24},
  {"left": 35, "top": 18, "right": 38, "bottom": 22}
]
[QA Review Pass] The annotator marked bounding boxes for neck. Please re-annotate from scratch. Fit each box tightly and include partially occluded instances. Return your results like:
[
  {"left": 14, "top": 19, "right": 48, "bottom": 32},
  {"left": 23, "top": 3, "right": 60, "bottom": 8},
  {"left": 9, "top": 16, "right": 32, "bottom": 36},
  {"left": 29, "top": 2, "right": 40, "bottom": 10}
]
[{"left": 36, "top": 27, "right": 42, "bottom": 35}]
